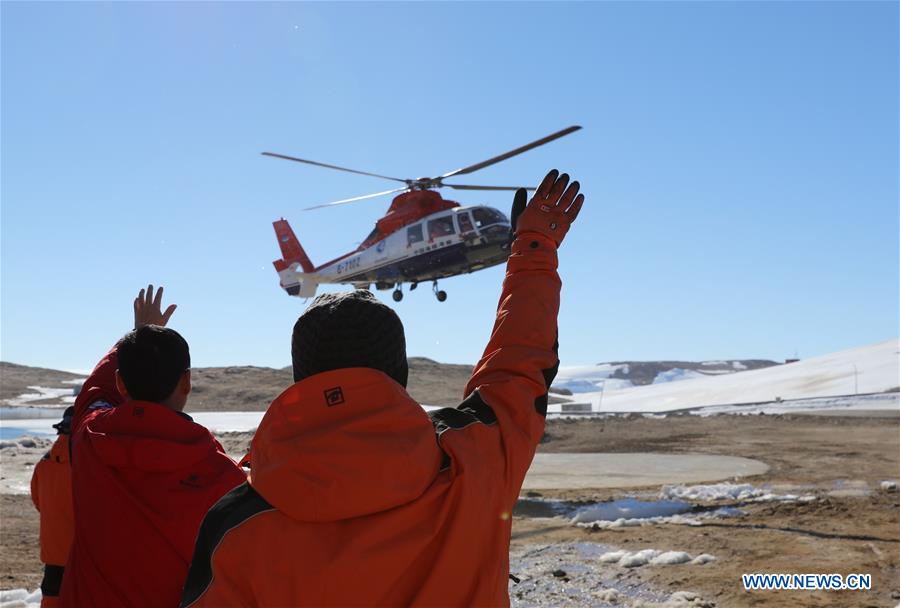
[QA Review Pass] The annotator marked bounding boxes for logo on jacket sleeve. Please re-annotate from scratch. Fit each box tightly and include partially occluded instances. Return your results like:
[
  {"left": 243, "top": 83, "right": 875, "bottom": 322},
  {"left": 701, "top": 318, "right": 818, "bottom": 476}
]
[{"left": 324, "top": 387, "right": 345, "bottom": 406}]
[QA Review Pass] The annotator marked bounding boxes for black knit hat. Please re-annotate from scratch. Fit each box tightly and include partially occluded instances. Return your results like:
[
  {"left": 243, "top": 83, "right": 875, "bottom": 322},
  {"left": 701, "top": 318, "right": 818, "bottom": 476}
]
[{"left": 291, "top": 290, "right": 408, "bottom": 387}]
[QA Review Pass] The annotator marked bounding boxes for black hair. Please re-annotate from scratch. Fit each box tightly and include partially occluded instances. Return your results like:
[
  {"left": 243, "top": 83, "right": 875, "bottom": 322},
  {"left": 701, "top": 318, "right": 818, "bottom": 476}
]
[{"left": 116, "top": 325, "right": 190, "bottom": 403}]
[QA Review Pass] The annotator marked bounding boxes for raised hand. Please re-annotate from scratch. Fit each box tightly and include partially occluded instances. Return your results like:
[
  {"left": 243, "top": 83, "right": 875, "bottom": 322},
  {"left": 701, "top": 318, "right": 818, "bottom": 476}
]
[
  {"left": 133, "top": 284, "right": 177, "bottom": 329},
  {"left": 510, "top": 169, "right": 584, "bottom": 247}
]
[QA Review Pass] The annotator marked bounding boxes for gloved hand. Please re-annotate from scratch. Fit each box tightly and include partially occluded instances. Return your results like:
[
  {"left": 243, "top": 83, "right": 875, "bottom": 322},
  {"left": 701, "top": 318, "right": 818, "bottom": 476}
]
[{"left": 510, "top": 169, "right": 584, "bottom": 247}]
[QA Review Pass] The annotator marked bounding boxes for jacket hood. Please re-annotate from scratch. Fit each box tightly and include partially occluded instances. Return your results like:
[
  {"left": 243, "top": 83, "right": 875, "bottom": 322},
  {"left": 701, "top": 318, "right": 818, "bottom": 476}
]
[
  {"left": 83, "top": 401, "right": 219, "bottom": 473},
  {"left": 250, "top": 368, "right": 443, "bottom": 523}
]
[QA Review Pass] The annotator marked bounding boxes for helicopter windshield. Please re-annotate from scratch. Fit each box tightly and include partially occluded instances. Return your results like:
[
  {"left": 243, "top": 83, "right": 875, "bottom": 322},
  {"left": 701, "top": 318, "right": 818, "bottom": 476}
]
[{"left": 472, "top": 208, "right": 508, "bottom": 228}]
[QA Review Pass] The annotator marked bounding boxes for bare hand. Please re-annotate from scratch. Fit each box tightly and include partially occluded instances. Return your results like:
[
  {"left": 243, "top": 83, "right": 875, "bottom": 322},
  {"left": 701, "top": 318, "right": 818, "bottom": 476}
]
[
  {"left": 133, "top": 284, "right": 177, "bottom": 329},
  {"left": 510, "top": 169, "right": 584, "bottom": 247}
]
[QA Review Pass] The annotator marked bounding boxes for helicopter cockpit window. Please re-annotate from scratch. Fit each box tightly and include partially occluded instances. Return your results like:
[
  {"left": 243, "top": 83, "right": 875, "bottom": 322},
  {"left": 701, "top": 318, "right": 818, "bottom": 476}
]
[
  {"left": 428, "top": 216, "right": 456, "bottom": 240},
  {"left": 457, "top": 212, "right": 474, "bottom": 233},
  {"left": 472, "top": 208, "right": 507, "bottom": 228},
  {"left": 407, "top": 224, "right": 424, "bottom": 246}
]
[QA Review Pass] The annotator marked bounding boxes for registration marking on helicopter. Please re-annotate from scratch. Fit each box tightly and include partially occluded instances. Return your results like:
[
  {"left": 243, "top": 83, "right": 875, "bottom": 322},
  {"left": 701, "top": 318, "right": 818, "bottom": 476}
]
[{"left": 337, "top": 257, "right": 361, "bottom": 274}]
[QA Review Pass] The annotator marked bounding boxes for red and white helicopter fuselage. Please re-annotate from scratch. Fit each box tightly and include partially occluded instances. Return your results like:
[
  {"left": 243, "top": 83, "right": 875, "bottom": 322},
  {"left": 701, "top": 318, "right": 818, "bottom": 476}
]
[{"left": 273, "top": 190, "right": 511, "bottom": 302}]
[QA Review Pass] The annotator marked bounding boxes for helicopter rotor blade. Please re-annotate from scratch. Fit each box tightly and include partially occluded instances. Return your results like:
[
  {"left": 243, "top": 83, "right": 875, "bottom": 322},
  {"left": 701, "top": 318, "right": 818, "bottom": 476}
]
[
  {"left": 438, "top": 125, "right": 582, "bottom": 180},
  {"left": 262, "top": 152, "right": 408, "bottom": 184},
  {"left": 443, "top": 184, "right": 536, "bottom": 191},
  {"left": 304, "top": 187, "right": 410, "bottom": 211}
]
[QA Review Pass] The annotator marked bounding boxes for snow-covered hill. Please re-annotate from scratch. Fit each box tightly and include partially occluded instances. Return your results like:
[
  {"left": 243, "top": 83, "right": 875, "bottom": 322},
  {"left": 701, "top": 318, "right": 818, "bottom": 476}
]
[
  {"left": 551, "top": 359, "right": 778, "bottom": 394},
  {"left": 552, "top": 340, "right": 899, "bottom": 414}
]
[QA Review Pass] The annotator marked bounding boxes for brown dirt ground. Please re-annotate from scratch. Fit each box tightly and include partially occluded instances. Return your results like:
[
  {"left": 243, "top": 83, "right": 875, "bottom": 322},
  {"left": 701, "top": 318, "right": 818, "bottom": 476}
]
[
  {"left": 514, "top": 415, "right": 900, "bottom": 607},
  {"left": 2, "top": 415, "right": 899, "bottom": 606}
]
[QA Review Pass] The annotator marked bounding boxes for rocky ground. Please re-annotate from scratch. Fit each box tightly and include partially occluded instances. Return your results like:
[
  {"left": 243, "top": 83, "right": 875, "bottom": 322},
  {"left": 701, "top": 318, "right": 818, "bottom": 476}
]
[{"left": 2, "top": 414, "right": 898, "bottom": 606}]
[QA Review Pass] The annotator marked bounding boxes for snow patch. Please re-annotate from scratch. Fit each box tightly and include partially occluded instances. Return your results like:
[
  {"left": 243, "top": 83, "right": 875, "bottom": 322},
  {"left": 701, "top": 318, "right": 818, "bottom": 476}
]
[
  {"left": 0, "top": 588, "right": 42, "bottom": 608},
  {"left": 661, "top": 482, "right": 760, "bottom": 501},
  {"left": 603, "top": 378, "right": 636, "bottom": 391},
  {"left": 600, "top": 549, "right": 715, "bottom": 569},
  {"left": 584, "top": 511, "right": 737, "bottom": 530},
  {"left": 619, "top": 549, "right": 660, "bottom": 567},
  {"left": 693, "top": 392, "right": 900, "bottom": 417},
  {"left": 551, "top": 364, "right": 633, "bottom": 394},
  {"left": 4, "top": 387, "right": 75, "bottom": 406},
  {"left": 650, "top": 551, "right": 692, "bottom": 565},
  {"left": 552, "top": 379, "right": 602, "bottom": 393},
  {"left": 661, "top": 482, "right": 816, "bottom": 504},
  {"left": 573, "top": 339, "right": 899, "bottom": 413},
  {"left": 653, "top": 369, "right": 705, "bottom": 384},
  {"left": 598, "top": 550, "right": 627, "bottom": 563}
]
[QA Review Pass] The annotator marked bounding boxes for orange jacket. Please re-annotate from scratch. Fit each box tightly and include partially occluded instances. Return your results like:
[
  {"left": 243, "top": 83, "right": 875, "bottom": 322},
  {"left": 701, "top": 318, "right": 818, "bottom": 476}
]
[
  {"left": 181, "top": 234, "right": 560, "bottom": 607},
  {"left": 30, "top": 434, "right": 74, "bottom": 567}
]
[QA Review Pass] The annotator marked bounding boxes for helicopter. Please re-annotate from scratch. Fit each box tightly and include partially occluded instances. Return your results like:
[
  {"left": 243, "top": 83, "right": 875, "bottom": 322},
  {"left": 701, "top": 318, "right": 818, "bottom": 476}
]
[{"left": 267, "top": 125, "right": 581, "bottom": 302}]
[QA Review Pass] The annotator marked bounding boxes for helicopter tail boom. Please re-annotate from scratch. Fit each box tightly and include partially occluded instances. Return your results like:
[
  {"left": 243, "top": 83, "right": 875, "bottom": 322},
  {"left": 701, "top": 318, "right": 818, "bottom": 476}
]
[{"left": 277, "top": 269, "right": 319, "bottom": 298}]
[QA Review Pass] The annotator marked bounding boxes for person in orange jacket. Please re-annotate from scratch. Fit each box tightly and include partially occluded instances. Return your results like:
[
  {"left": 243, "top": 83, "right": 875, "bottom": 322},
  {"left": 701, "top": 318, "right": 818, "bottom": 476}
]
[
  {"left": 181, "top": 169, "right": 584, "bottom": 607},
  {"left": 30, "top": 407, "right": 75, "bottom": 608}
]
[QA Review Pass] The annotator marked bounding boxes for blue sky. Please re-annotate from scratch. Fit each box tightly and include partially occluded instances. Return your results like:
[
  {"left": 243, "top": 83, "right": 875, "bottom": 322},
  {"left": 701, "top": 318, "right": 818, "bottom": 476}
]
[{"left": 2, "top": 1, "right": 897, "bottom": 371}]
